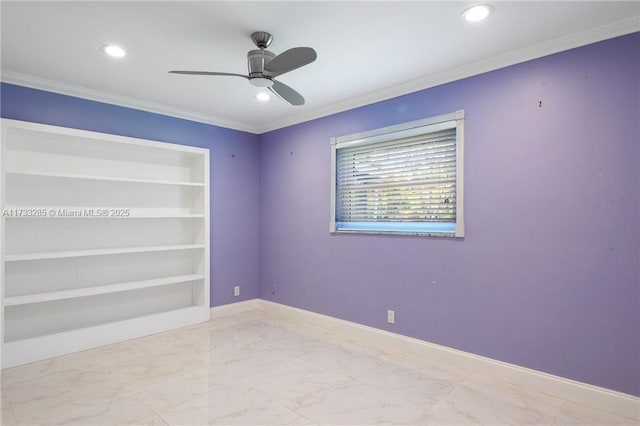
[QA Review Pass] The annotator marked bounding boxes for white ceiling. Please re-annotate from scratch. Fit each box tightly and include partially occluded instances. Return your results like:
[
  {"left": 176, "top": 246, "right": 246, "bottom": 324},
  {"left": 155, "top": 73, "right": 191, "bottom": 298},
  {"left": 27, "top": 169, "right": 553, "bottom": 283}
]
[{"left": 1, "top": 1, "right": 639, "bottom": 134}]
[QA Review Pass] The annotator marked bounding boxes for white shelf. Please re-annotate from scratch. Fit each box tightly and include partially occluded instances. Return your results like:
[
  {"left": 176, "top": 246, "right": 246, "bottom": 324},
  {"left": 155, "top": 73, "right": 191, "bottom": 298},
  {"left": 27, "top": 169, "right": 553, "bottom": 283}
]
[
  {"left": 4, "top": 215, "right": 206, "bottom": 219},
  {"left": 4, "top": 244, "right": 205, "bottom": 262},
  {"left": 6, "top": 170, "right": 205, "bottom": 187},
  {"left": 4, "top": 274, "right": 204, "bottom": 306},
  {"left": 2, "top": 209, "right": 205, "bottom": 219}
]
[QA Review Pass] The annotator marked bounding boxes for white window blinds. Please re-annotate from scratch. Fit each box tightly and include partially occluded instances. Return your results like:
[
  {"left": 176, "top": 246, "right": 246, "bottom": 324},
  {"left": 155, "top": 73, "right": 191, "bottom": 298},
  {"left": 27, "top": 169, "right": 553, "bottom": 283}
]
[{"left": 331, "top": 111, "right": 464, "bottom": 236}]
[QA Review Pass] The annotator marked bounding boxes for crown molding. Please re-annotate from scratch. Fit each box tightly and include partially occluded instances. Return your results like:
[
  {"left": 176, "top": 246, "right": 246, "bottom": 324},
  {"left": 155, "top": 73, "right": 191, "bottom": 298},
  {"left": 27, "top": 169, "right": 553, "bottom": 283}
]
[
  {"left": 255, "top": 17, "right": 640, "bottom": 134},
  {"left": 0, "top": 70, "right": 261, "bottom": 134},
  {"left": 2, "top": 17, "right": 638, "bottom": 135}
]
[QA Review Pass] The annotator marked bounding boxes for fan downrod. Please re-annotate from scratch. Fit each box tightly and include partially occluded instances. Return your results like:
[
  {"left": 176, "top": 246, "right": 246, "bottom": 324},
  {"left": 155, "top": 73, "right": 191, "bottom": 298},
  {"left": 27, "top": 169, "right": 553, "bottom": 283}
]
[{"left": 251, "top": 31, "right": 273, "bottom": 49}]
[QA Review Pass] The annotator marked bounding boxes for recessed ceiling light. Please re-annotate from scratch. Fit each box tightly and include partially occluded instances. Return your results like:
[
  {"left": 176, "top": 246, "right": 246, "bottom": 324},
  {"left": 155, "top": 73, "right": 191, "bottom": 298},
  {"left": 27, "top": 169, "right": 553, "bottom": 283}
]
[
  {"left": 256, "top": 92, "right": 271, "bottom": 102},
  {"left": 101, "top": 44, "right": 126, "bottom": 58},
  {"left": 462, "top": 4, "right": 494, "bottom": 22}
]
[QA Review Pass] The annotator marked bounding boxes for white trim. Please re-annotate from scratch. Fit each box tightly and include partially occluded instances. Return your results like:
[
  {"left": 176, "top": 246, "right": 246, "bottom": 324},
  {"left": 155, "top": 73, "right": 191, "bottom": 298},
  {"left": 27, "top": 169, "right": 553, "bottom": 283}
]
[
  {"left": 209, "top": 299, "right": 259, "bottom": 320},
  {"left": 2, "top": 18, "right": 638, "bottom": 135},
  {"left": 329, "top": 137, "right": 337, "bottom": 233},
  {"left": 0, "top": 122, "right": 5, "bottom": 370},
  {"left": 259, "top": 17, "right": 640, "bottom": 133},
  {"left": 0, "top": 70, "right": 261, "bottom": 134},
  {"left": 255, "top": 299, "right": 640, "bottom": 421},
  {"left": 455, "top": 117, "right": 465, "bottom": 237},
  {"left": 202, "top": 150, "right": 211, "bottom": 321}
]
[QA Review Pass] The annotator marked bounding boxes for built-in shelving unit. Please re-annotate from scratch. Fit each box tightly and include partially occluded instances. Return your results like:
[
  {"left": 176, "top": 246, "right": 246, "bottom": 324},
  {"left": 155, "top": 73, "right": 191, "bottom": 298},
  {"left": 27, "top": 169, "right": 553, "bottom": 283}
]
[{"left": 1, "top": 119, "right": 210, "bottom": 368}]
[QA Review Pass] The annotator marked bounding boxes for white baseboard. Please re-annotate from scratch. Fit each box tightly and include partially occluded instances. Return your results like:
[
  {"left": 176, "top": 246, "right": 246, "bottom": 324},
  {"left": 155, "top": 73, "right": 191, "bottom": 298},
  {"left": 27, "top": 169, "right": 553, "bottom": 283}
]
[
  {"left": 253, "top": 299, "right": 639, "bottom": 421},
  {"left": 209, "top": 299, "right": 259, "bottom": 319}
]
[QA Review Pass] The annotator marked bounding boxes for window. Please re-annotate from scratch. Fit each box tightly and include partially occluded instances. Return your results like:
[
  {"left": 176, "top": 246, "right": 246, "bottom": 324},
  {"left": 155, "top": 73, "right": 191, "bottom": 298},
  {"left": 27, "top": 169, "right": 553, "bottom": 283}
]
[{"left": 330, "top": 110, "right": 464, "bottom": 237}]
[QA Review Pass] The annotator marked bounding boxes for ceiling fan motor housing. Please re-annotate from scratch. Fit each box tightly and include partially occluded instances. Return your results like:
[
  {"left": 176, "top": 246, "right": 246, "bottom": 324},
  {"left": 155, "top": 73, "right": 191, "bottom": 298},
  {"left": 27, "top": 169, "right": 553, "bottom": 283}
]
[
  {"left": 250, "top": 31, "right": 273, "bottom": 49},
  {"left": 247, "top": 49, "right": 275, "bottom": 87}
]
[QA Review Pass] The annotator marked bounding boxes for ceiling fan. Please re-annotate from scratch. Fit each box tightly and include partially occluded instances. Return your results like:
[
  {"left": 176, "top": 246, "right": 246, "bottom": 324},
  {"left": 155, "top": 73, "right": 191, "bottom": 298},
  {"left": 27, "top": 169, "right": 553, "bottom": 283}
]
[{"left": 169, "top": 31, "right": 317, "bottom": 106}]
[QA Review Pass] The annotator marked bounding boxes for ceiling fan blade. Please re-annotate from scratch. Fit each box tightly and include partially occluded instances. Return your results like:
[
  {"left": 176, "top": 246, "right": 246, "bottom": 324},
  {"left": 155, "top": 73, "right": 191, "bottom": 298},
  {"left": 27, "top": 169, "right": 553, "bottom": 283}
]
[
  {"left": 269, "top": 80, "right": 305, "bottom": 106},
  {"left": 169, "top": 71, "right": 248, "bottom": 79},
  {"left": 264, "top": 47, "right": 317, "bottom": 77}
]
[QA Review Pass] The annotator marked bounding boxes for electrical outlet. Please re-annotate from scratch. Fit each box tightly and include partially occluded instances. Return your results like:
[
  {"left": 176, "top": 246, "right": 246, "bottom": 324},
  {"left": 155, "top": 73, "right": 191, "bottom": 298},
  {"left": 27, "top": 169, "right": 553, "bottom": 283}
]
[
  {"left": 387, "top": 309, "right": 395, "bottom": 324},
  {"left": 234, "top": 286, "right": 240, "bottom": 297}
]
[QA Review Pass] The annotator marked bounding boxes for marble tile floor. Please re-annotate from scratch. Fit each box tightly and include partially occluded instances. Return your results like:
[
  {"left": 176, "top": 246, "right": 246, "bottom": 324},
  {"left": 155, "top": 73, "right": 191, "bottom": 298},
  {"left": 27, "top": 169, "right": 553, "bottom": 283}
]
[{"left": 0, "top": 310, "right": 636, "bottom": 425}]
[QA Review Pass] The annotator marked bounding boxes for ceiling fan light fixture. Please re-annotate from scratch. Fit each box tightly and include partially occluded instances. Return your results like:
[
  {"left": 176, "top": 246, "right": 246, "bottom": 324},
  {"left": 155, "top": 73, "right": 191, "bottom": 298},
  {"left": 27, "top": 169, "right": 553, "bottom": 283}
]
[
  {"left": 169, "top": 31, "right": 315, "bottom": 106},
  {"left": 101, "top": 44, "right": 126, "bottom": 58},
  {"left": 462, "top": 4, "right": 494, "bottom": 22},
  {"left": 249, "top": 77, "right": 274, "bottom": 88}
]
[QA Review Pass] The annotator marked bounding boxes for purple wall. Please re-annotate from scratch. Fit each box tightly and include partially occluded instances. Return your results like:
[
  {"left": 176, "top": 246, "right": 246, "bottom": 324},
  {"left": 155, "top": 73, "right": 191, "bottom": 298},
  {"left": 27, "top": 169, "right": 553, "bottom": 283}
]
[
  {"left": 258, "top": 33, "right": 640, "bottom": 396},
  {"left": 1, "top": 32, "right": 638, "bottom": 396},
  {"left": 0, "top": 83, "right": 261, "bottom": 307}
]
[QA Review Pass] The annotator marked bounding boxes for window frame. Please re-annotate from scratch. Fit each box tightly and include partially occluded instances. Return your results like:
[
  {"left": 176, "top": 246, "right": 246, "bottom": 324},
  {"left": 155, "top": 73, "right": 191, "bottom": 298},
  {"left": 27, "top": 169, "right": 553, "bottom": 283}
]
[{"left": 330, "top": 110, "right": 465, "bottom": 237}]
